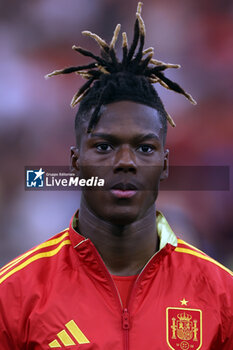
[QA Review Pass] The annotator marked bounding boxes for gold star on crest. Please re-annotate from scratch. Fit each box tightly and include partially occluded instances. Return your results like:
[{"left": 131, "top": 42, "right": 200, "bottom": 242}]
[{"left": 180, "top": 298, "right": 188, "bottom": 306}]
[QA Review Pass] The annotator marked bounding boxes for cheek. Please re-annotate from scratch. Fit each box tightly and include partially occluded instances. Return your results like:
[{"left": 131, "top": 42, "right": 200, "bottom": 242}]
[
  {"left": 78, "top": 158, "right": 99, "bottom": 179},
  {"left": 142, "top": 166, "right": 164, "bottom": 191}
]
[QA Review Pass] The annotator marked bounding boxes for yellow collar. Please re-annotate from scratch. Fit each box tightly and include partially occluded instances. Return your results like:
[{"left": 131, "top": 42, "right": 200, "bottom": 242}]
[{"left": 156, "top": 211, "right": 177, "bottom": 250}]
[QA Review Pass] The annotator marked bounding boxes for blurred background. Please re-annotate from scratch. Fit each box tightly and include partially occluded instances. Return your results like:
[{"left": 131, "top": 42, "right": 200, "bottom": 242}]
[{"left": 0, "top": 0, "right": 232, "bottom": 269}]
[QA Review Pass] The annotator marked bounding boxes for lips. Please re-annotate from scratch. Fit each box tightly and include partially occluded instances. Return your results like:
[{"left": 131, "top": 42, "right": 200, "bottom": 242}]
[
  {"left": 110, "top": 182, "right": 138, "bottom": 198},
  {"left": 111, "top": 183, "right": 138, "bottom": 191}
]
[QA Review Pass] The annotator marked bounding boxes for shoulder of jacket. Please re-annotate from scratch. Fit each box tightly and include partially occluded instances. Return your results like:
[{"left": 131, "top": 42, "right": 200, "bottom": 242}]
[
  {"left": 174, "top": 238, "right": 233, "bottom": 279},
  {"left": 0, "top": 228, "right": 71, "bottom": 287}
]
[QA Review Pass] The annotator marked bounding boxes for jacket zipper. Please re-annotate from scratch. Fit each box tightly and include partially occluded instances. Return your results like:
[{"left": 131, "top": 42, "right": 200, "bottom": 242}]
[
  {"left": 120, "top": 252, "right": 161, "bottom": 349},
  {"left": 95, "top": 261, "right": 131, "bottom": 350},
  {"left": 109, "top": 252, "right": 161, "bottom": 350},
  {"left": 86, "top": 243, "right": 129, "bottom": 348},
  {"left": 87, "top": 240, "right": 171, "bottom": 350},
  {"left": 122, "top": 308, "right": 130, "bottom": 350},
  {"left": 127, "top": 248, "right": 164, "bottom": 310},
  {"left": 105, "top": 273, "right": 130, "bottom": 350}
]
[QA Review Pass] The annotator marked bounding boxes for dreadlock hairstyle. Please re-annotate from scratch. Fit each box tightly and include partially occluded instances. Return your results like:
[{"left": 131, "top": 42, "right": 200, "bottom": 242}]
[{"left": 45, "top": 2, "right": 196, "bottom": 137}]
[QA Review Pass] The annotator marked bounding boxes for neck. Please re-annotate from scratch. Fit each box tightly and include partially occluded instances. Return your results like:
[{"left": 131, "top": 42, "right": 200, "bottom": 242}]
[{"left": 76, "top": 197, "right": 159, "bottom": 276}]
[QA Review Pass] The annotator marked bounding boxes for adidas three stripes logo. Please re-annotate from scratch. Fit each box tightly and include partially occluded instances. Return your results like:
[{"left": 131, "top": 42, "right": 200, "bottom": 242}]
[{"left": 49, "top": 320, "right": 90, "bottom": 348}]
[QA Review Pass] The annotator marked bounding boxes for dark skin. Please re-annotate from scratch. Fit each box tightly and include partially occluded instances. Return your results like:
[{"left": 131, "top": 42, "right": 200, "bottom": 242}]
[{"left": 71, "top": 101, "right": 169, "bottom": 276}]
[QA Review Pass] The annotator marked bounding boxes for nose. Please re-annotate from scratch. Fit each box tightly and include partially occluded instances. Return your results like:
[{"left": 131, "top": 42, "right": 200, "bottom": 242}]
[{"left": 113, "top": 145, "right": 137, "bottom": 174}]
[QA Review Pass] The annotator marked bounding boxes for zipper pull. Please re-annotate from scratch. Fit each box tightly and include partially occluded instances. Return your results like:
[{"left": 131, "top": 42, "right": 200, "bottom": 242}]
[{"left": 122, "top": 308, "right": 130, "bottom": 330}]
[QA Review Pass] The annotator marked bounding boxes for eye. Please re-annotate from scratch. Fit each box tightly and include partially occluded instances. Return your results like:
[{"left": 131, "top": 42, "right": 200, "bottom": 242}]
[
  {"left": 137, "top": 144, "right": 155, "bottom": 153},
  {"left": 96, "top": 143, "right": 113, "bottom": 152}
]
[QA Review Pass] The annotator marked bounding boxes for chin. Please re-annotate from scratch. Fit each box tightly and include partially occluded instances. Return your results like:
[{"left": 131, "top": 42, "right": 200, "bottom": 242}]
[{"left": 84, "top": 191, "right": 157, "bottom": 226}]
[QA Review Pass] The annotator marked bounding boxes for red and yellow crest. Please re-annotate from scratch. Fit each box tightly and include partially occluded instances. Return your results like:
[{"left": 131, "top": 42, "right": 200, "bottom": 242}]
[{"left": 166, "top": 307, "right": 202, "bottom": 350}]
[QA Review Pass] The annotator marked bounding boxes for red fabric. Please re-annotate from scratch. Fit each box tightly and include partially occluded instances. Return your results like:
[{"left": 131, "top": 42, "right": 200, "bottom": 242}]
[
  {"left": 0, "top": 213, "right": 232, "bottom": 349},
  {"left": 112, "top": 275, "right": 138, "bottom": 309}
]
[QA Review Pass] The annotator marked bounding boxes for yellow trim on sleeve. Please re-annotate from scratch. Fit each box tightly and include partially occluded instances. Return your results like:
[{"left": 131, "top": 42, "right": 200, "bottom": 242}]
[
  {"left": 175, "top": 247, "right": 233, "bottom": 277},
  {"left": 0, "top": 239, "right": 71, "bottom": 285},
  {"left": 177, "top": 239, "right": 206, "bottom": 255},
  {"left": 0, "top": 231, "right": 69, "bottom": 275}
]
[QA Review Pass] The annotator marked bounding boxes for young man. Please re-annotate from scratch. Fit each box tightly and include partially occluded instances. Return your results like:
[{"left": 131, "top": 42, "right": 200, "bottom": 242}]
[{"left": 0, "top": 3, "right": 232, "bottom": 349}]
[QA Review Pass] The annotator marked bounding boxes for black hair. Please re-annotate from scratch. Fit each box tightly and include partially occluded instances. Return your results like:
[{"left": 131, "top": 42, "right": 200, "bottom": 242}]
[
  {"left": 46, "top": 2, "right": 196, "bottom": 138},
  {"left": 75, "top": 72, "right": 169, "bottom": 137}
]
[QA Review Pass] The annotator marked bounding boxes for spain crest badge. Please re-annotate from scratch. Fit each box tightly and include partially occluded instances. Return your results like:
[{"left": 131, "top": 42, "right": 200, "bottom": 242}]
[{"left": 166, "top": 307, "right": 202, "bottom": 350}]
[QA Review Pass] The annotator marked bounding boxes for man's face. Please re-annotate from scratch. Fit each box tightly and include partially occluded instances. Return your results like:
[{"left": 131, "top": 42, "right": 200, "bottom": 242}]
[{"left": 71, "top": 101, "right": 168, "bottom": 225}]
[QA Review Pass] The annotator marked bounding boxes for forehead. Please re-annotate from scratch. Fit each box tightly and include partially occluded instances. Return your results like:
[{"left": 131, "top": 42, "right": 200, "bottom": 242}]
[{"left": 89, "top": 101, "right": 164, "bottom": 138}]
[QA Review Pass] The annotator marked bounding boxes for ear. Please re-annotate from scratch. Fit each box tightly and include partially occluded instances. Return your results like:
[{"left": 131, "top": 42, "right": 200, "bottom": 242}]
[
  {"left": 70, "top": 146, "right": 80, "bottom": 174},
  {"left": 160, "top": 149, "right": 169, "bottom": 181}
]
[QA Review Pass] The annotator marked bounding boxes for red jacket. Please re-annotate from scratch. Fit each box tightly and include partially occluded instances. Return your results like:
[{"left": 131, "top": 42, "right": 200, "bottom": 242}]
[{"left": 0, "top": 211, "right": 232, "bottom": 349}]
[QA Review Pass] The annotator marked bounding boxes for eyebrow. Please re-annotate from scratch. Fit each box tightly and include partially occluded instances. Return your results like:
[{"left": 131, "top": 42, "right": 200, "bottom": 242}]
[
  {"left": 90, "top": 133, "right": 119, "bottom": 143},
  {"left": 136, "top": 133, "right": 160, "bottom": 142},
  {"left": 90, "top": 132, "right": 160, "bottom": 142}
]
